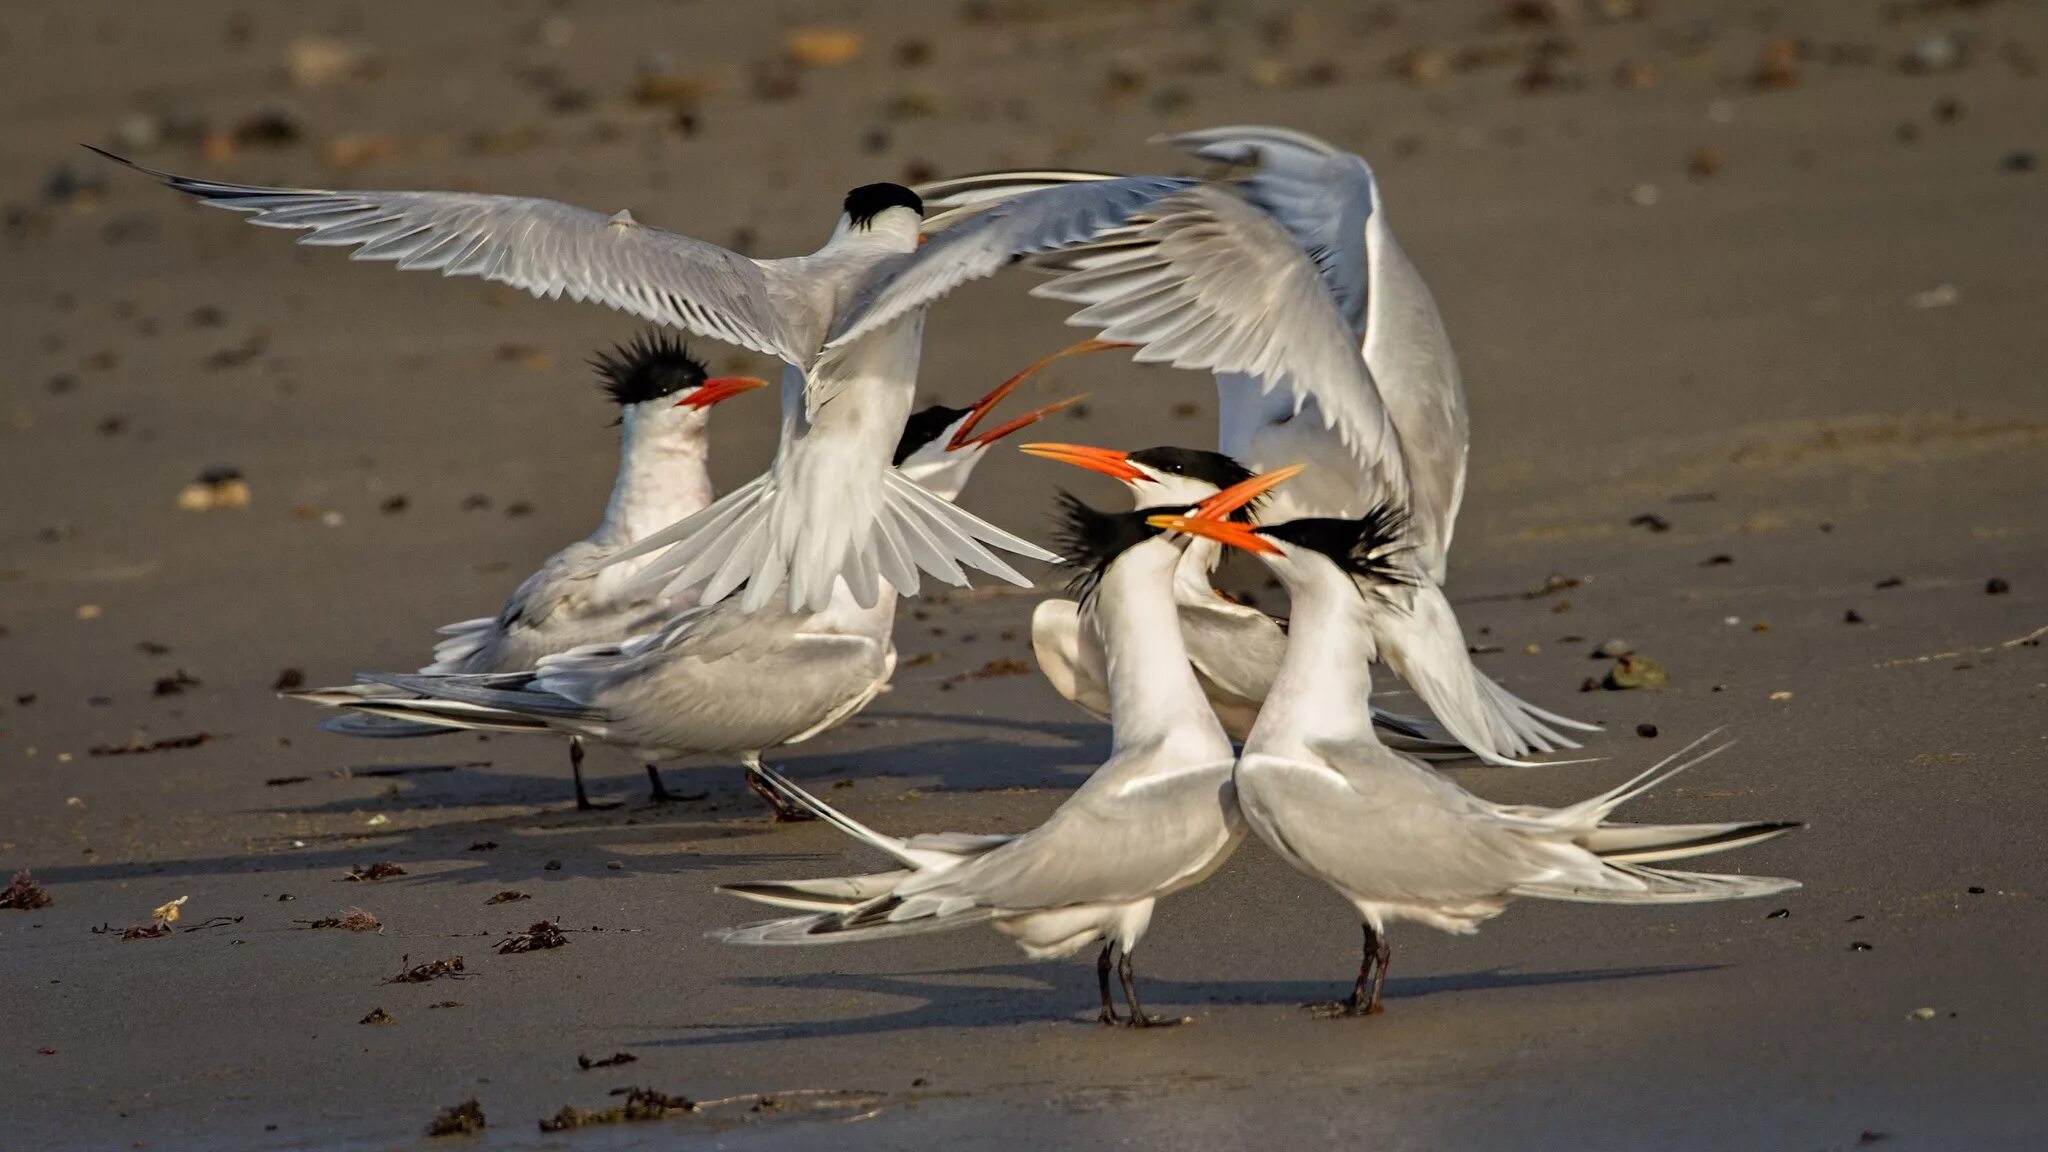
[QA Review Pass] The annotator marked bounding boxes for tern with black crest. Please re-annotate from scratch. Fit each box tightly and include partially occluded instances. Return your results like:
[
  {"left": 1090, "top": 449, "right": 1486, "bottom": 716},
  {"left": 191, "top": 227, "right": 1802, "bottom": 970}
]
[
  {"left": 298, "top": 331, "right": 764, "bottom": 808},
  {"left": 1153, "top": 502, "right": 1802, "bottom": 1016},
  {"left": 290, "top": 377, "right": 1083, "bottom": 818},
  {"left": 713, "top": 468, "right": 1297, "bottom": 1025}
]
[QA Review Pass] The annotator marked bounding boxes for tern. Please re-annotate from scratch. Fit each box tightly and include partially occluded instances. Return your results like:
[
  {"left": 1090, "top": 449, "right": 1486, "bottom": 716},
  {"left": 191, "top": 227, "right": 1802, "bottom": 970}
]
[
  {"left": 1016, "top": 441, "right": 1460, "bottom": 755},
  {"left": 93, "top": 147, "right": 1177, "bottom": 614},
  {"left": 713, "top": 469, "right": 1298, "bottom": 1025},
  {"left": 921, "top": 132, "right": 1599, "bottom": 762},
  {"left": 308, "top": 331, "right": 766, "bottom": 808},
  {"left": 1152, "top": 504, "right": 1802, "bottom": 1016},
  {"left": 290, "top": 377, "right": 1083, "bottom": 817}
]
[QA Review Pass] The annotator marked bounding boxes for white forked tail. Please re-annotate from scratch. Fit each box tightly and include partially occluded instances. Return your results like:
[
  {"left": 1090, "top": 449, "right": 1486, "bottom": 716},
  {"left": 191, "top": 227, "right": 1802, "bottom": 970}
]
[
  {"left": 1511, "top": 735, "right": 1803, "bottom": 904},
  {"left": 593, "top": 470, "right": 1056, "bottom": 613},
  {"left": 1376, "top": 578, "right": 1600, "bottom": 765}
]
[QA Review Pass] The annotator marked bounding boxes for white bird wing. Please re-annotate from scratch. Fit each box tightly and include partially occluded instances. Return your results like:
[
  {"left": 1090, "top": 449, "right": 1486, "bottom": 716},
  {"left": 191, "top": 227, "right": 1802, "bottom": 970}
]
[
  {"left": 893, "top": 755, "right": 1237, "bottom": 912},
  {"left": 1033, "top": 184, "right": 1404, "bottom": 492},
  {"left": 93, "top": 148, "right": 810, "bottom": 363},
  {"left": 824, "top": 176, "right": 1187, "bottom": 349},
  {"left": 1156, "top": 125, "right": 1374, "bottom": 337}
]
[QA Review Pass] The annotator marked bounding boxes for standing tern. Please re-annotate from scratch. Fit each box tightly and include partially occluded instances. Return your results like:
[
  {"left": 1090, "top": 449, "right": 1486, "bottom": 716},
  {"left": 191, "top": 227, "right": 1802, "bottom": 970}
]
[
  {"left": 300, "top": 330, "right": 766, "bottom": 809},
  {"left": 289, "top": 377, "right": 1083, "bottom": 817},
  {"left": 714, "top": 469, "right": 1297, "bottom": 1025},
  {"left": 1152, "top": 504, "right": 1802, "bottom": 1016},
  {"left": 93, "top": 147, "right": 1176, "bottom": 613},
  {"left": 1016, "top": 440, "right": 1461, "bottom": 755}
]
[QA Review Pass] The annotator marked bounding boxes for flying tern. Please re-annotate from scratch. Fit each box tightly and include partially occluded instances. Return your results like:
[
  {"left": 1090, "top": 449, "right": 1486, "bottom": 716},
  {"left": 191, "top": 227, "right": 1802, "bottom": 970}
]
[
  {"left": 714, "top": 468, "right": 1296, "bottom": 1024},
  {"left": 1152, "top": 504, "right": 1802, "bottom": 1016},
  {"left": 290, "top": 377, "right": 1083, "bottom": 817},
  {"left": 94, "top": 147, "right": 1176, "bottom": 614}
]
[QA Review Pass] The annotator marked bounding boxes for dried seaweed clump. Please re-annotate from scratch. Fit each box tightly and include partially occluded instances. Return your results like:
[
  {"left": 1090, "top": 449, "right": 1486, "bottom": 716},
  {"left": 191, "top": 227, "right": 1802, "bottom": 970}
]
[
  {"left": 0, "top": 869, "right": 53, "bottom": 910},
  {"left": 497, "top": 919, "right": 568, "bottom": 954},
  {"left": 538, "top": 1088, "right": 695, "bottom": 1131},
  {"left": 427, "top": 1099, "right": 486, "bottom": 1137}
]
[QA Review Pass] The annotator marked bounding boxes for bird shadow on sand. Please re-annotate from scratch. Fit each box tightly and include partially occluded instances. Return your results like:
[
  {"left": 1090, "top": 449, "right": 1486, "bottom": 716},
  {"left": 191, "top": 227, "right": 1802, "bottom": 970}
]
[{"left": 641, "top": 961, "right": 1716, "bottom": 1047}]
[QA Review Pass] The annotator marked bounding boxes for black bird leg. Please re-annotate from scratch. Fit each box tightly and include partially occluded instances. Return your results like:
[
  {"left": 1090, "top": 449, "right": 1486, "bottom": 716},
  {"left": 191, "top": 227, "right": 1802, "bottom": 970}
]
[
  {"left": 1095, "top": 943, "right": 1120, "bottom": 1025},
  {"left": 1117, "top": 950, "right": 1182, "bottom": 1028},
  {"left": 643, "top": 763, "right": 680, "bottom": 804},
  {"left": 568, "top": 736, "right": 617, "bottom": 811},
  {"left": 1306, "top": 923, "right": 1387, "bottom": 1018}
]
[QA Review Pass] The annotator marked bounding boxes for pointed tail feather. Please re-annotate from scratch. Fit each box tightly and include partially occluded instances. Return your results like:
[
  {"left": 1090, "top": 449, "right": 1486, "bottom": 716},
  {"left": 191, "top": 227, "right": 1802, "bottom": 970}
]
[
  {"left": 1515, "top": 862, "right": 1801, "bottom": 905},
  {"left": 593, "top": 469, "right": 1054, "bottom": 614},
  {"left": 1376, "top": 579, "right": 1594, "bottom": 764},
  {"left": 745, "top": 763, "right": 927, "bottom": 869},
  {"left": 712, "top": 905, "right": 1001, "bottom": 947},
  {"left": 315, "top": 712, "right": 457, "bottom": 739},
  {"left": 1582, "top": 821, "right": 1804, "bottom": 865},
  {"left": 717, "top": 871, "right": 912, "bottom": 913}
]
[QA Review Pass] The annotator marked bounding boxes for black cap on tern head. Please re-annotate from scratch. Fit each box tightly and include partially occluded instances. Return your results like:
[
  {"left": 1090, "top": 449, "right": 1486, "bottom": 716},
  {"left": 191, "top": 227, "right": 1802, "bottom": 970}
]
[
  {"left": 1052, "top": 490, "right": 1181, "bottom": 602},
  {"left": 893, "top": 403, "right": 973, "bottom": 466},
  {"left": 591, "top": 330, "right": 708, "bottom": 406},
  {"left": 1260, "top": 504, "right": 1417, "bottom": 588},
  {"left": 844, "top": 183, "right": 924, "bottom": 229},
  {"left": 1126, "top": 446, "right": 1259, "bottom": 522}
]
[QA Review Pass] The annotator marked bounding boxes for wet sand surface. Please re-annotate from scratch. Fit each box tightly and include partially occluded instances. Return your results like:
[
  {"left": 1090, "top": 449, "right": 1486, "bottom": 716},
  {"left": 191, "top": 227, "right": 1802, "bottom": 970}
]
[{"left": 2, "top": 1, "right": 2044, "bottom": 1148}]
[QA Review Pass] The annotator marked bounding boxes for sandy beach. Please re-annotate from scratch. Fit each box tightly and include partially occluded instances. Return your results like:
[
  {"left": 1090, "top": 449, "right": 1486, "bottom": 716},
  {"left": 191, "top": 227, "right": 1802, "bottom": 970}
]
[{"left": 2, "top": 1, "right": 2044, "bottom": 1148}]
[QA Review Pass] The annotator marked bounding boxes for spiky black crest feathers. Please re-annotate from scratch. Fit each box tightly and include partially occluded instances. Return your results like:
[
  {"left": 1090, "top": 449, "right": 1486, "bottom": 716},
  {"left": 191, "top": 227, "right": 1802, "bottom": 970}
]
[
  {"left": 1261, "top": 504, "right": 1417, "bottom": 590},
  {"left": 590, "top": 330, "right": 708, "bottom": 407},
  {"left": 1051, "top": 491, "right": 1177, "bottom": 601}
]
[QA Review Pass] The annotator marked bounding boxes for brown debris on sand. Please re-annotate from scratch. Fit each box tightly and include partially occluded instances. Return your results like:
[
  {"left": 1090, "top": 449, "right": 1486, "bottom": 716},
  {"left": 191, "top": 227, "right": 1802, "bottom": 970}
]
[
  {"left": 426, "top": 1099, "right": 485, "bottom": 1137},
  {"left": 295, "top": 907, "right": 382, "bottom": 932},
  {"left": 1, "top": 869, "right": 53, "bottom": 910},
  {"left": 89, "top": 732, "right": 213, "bottom": 756},
  {"left": 485, "top": 890, "right": 529, "bottom": 905},
  {"left": 344, "top": 862, "right": 407, "bottom": 882},
  {"left": 387, "top": 955, "right": 466, "bottom": 984},
  {"left": 360, "top": 1007, "right": 395, "bottom": 1026},
  {"left": 578, "top": 1052, "right": 637, "bottom": 1070},
  {"left": 537, "top": 1088, "right": 694, "bottom": 1131},
  {"left": 497, "top": 920, "right": 568, "bottom": 954}
]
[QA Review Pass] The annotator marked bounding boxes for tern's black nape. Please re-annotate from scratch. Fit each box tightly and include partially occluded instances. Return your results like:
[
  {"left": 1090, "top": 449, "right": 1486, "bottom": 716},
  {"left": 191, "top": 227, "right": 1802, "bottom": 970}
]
[
  {"left": 591, "top": 330, "right": 708, "bottom": 407},
  {"left": 844, "top": 183, "right": 924, "bottom": 229},
  {"left": 1126, "top": 447, "right": 1259, "bottom": 522},
  {"left": 1052, "top": 491, "right": 1180, "bottom": 601},
  {"left": 894, "top": 404, "right": 973, "bottom": 466},
  {"left": 1261, "top": 505, "right": 1417, "bottom": 589}
]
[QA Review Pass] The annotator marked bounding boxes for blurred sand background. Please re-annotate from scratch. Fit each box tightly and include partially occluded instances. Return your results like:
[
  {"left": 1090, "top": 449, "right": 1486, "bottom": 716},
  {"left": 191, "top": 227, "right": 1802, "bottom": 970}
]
[{"left": 1, "top": 1, "right": 2044, "bottom": 1148}]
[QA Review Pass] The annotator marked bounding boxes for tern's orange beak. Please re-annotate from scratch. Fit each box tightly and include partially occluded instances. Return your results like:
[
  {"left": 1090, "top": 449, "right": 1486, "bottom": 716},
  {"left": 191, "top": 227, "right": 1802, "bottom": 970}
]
[
  {"left": 1144, "top": 513, "right": 1279, "bottom": 555},
  {"left": 676, "top": 375, "right": 770, "bottom": 409},
  {"left": 1018, "top": 442, "right": 1147, "bottom": 483},
  {"left": 954, "top": 394, "right": 1090, "bottom": 449},
  {"left": 1192, "top": 464, "right": 1304, "bottom": 521},
  {"left": 949, "top": 337, "right": 1129, "bottom": 450}
]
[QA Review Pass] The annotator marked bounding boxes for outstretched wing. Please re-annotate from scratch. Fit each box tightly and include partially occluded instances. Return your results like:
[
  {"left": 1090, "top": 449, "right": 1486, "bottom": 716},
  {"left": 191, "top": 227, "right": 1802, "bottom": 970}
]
[
  {"left": 1157, "top": 125, "right": 1374, "bottom": 337},
  {"left": 1034, "top": 184, "right": 1403, "bottom": 488},
  {"left": 824, "top": 176, "right": 1185, "bottom": 349},
  {"left": 91, "top": 147, "right": 808, "bottom": 363}
]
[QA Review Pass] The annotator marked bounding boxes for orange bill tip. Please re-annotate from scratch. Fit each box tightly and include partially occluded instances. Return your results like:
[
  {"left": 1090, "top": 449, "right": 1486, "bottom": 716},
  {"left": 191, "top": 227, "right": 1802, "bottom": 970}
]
[
  {"left": 1145, "top": 513, "right": 1281, "bottom": 555},
  {"left": 1018, "top": 441, "right": 1146, "bottom": 483},
  {"left": 676, "top": 375, "right": 770, "bottom": 409},
  {"left": 1191, "top": 464, "right": 1304, "bottom": 521}
]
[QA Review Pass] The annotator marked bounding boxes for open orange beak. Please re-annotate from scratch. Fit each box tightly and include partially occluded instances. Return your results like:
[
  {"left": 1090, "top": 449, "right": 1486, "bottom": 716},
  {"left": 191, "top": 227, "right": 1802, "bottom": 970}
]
[
  {"left": 953, "top": 394, "right": 1090, "bottom": 449},
  {"left": 676, "top": 375, "right": 770, "bottom": 410},
  {"left": 1143, "top": 466, "right": 1305, "bottom": 556},
  {"left": 1018, "top": 442, "right": 1147, "bottom": 483},
  {"left": 1144, "top": 512, "right": 1278, "bottom": 555},
  {"left": 1193, "top": 463, "right": 1303, "bottom": 520},
  {"left": 949, "top": 337, "right": 1130, "bottom": 450}
]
